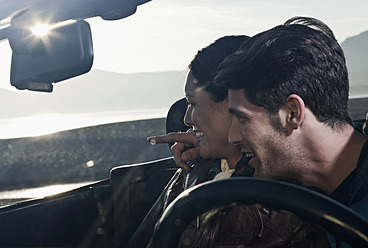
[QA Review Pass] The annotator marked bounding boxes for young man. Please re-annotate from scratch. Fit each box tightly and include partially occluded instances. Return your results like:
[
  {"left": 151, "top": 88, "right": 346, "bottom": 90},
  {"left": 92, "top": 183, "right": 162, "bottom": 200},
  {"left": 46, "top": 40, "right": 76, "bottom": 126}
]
[{"left": 215, "top": 17, "right": 368, "bottom": 220}]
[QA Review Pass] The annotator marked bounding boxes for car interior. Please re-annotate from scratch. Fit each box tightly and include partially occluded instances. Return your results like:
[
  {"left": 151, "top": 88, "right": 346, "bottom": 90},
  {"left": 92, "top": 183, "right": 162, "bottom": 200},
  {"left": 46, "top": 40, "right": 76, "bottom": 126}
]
[{"left": 0, "top": 1, "right": 367, "bottom": 248}]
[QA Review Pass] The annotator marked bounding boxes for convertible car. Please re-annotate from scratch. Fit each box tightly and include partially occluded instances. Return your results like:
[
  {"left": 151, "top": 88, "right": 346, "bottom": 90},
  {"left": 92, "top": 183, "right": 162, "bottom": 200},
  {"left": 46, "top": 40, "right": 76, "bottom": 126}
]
[{"left": 0, "top": 0, "right": 367, "bottom": 247}]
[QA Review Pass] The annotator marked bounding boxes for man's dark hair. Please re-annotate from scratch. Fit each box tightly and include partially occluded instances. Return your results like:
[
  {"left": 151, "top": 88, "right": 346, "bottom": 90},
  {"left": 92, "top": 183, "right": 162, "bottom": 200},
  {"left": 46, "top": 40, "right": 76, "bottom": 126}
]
[
  {"left": 189, "top": 35, "right": 249, "bottom": 102},
  {"left": 215, "top": 17, "right": 353, "bottom": 128}
]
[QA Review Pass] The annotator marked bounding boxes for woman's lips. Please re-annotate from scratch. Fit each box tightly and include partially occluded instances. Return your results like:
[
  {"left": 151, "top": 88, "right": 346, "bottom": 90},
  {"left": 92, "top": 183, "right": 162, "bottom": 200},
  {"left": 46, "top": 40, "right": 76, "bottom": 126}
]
[{"left": 195, "top": 130, "right": 204, "bottom": 141}]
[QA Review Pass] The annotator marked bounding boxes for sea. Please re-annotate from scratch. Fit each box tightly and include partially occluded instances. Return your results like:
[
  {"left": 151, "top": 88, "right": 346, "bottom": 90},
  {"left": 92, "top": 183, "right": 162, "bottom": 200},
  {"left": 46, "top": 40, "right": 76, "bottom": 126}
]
[
  {"left": 0, "top": 108, "right": 168, "bottom": 139},
  {"left": 0, "top": 108, "right": 168, "bottom": 206}
]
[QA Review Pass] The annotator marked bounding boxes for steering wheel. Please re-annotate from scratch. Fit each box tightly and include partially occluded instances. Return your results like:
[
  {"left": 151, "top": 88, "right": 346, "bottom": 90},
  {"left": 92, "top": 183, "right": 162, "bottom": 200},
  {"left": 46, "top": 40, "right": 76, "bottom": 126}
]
[{"left": 151, "top": 178, "right": 368, "bottom": 247}]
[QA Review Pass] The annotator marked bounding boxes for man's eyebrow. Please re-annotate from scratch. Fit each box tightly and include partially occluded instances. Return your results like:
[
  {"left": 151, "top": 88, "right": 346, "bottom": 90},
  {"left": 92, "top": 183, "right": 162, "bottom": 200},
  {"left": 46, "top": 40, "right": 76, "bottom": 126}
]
[
  {"left": 228, "top": 107, "right": 251, "bottom": 119},
  {"left": 228, "top": 107, "right": 240, "bottom": 115}
]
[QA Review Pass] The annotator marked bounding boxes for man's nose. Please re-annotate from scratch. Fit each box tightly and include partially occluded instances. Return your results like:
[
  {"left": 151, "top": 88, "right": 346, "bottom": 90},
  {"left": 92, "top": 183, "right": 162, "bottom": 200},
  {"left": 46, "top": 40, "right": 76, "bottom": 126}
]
[{"left": 228, "top": 117, "right": 243, "bottom": 145}]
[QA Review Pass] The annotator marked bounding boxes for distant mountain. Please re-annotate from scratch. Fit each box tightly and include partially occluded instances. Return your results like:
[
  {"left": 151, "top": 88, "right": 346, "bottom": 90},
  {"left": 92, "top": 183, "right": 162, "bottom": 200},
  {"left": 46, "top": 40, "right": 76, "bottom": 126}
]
[
  {"left": 341, "top": 30, "right": 368, "bottom": 96},
  {"left": 0, "top": 70, "right": 186, "bottom": 118},
  {"left": 0, "top": 30, "right": 366, "bottom": 120}
]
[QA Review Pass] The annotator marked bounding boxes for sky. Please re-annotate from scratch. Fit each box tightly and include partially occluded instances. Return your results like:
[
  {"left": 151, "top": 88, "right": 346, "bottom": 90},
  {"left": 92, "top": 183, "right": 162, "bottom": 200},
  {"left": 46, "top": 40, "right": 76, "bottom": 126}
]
[
  {"left": 0, "top": 0, "right": 367, "bottom": 137},
  {"left": 0, "top": 0, "right": 367, "bottom": 90},
  {"left": 89, "top": 0, "right": 368, "bottom": 73}
]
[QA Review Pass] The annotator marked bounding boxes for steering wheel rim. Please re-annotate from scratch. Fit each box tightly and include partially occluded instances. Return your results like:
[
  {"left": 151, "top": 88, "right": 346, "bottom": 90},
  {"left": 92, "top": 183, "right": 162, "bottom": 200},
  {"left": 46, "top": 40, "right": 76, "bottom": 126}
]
[{"left": 152, "top": 178, "right": 368, "bottom": 248}]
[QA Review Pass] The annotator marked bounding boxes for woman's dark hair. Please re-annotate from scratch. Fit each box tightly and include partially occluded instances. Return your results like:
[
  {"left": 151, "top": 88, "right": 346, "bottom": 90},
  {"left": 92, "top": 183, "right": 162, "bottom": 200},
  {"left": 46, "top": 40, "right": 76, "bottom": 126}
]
[
  {"left": 216, "top": 17, "right": 353, "bottom": 128},
  {"left": 189, "top": 35, "right": 249, "bottom": 102}
]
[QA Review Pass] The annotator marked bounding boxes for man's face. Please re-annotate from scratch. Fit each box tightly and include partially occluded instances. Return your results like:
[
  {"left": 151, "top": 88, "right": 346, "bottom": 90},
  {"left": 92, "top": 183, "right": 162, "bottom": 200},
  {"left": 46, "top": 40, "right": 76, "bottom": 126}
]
[{"left": 228, "top": 89, "right": 299, "bottom": 179}]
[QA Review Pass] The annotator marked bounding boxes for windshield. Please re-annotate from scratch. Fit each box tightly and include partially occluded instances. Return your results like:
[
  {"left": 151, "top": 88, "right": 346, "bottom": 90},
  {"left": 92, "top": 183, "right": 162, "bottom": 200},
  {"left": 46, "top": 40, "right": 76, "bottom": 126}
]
[{"left": 0, "top": 0, "right": 367, "bottom": 206}]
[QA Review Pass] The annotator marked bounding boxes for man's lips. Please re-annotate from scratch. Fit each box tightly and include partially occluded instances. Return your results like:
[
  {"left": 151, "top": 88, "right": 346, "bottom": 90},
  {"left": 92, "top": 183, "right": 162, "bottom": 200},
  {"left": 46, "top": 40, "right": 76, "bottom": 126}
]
[
  {"left": 237, "top": 154, "right": 255, "bottom": 177},
  {"left": 242, "top": 151, "right": 256, "bottom": 167}
]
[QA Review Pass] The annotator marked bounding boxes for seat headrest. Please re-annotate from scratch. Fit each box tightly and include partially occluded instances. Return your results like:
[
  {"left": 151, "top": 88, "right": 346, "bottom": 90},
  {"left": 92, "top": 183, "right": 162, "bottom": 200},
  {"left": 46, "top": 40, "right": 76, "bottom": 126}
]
[{"left": 166, "top": 98, "right": 189, "bottom": 147}]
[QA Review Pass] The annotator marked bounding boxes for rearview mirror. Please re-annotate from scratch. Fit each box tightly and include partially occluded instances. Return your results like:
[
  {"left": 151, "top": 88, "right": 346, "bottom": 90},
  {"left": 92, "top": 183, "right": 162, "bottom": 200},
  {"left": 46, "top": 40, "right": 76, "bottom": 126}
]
[{"left": 8, "top": 20, "right": 93, "bottom": 92}]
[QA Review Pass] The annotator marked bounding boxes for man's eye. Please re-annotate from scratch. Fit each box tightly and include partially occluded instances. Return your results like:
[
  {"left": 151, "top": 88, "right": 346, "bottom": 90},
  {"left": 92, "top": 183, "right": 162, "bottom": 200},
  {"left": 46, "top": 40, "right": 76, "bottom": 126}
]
[
  {"left": 238, "top": 116, "right": 250, "bottom": 124},
  {"left": 239, "top": 117, "right": 246, "bottom": 124}
]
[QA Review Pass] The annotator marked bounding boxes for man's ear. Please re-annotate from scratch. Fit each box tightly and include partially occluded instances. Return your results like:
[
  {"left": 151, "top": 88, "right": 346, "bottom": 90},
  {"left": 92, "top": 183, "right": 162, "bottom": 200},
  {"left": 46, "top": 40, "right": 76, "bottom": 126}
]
[{"left": 282, "top": 94, "right": 305, "bottom": 130}]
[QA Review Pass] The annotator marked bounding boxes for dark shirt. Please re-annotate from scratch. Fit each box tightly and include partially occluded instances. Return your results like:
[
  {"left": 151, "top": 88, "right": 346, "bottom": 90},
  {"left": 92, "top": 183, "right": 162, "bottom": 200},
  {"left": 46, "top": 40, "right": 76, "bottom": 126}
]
[{"left": 330, "top": 139, "right": 368, "bottom": 220}]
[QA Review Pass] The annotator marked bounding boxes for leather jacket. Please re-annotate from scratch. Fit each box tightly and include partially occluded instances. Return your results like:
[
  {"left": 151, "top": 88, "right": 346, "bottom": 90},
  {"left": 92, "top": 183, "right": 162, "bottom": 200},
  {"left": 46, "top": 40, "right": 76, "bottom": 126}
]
[
  {"left": 127, "top": 158, "right": 330, "bottom": 248},
  {"left": 177, "top": 159, "right": 330, "bottom": 248},
  {"left": 180, "top": 205, "right": 330, "bottom": 248},
  {"left": 126, "top": 159, "right": 215, "bottom": 248}
]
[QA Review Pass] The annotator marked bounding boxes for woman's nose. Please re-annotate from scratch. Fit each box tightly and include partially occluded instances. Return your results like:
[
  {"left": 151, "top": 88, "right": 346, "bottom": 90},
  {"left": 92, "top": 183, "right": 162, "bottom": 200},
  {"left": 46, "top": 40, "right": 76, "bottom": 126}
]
[{"left": 184, "top": 107, "right": 193, "bottom": 127}]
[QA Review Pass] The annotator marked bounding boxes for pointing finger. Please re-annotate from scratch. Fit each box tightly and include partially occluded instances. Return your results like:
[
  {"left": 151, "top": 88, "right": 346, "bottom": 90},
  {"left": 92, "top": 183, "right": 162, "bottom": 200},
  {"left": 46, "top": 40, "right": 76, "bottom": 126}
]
[{"left": 147, "top": 131, "right": 198, "bottom": 147}]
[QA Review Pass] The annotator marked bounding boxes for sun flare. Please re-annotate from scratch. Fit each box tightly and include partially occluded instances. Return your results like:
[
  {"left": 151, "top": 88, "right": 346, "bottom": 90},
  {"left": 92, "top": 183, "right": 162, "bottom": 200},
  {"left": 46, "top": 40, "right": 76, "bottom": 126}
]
[{"left": 32, "top": 24, "right": 50, "bottom": 36}]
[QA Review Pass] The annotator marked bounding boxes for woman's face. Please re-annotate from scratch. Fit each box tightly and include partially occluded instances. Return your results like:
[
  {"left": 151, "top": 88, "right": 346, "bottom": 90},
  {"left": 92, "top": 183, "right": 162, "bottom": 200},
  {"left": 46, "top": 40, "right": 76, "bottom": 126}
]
[{"left": 184, "top": 71, "right": 241, "bottom": 165}]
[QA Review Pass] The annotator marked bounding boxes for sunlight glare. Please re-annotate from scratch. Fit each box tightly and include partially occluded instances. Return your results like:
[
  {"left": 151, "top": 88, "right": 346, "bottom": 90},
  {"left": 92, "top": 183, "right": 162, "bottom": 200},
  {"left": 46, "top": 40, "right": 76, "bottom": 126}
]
[
  {"left": 0, "top": 182, "right": 94, "bottom": 199},
  {"left": 0, "top": 113, "right": 85, "bottom": 138},
  {"left": 0, "top": 108, "right": 168, "bottom": 139},
  {"left": 31, "top": 20, "right": 76, "bottom": 37},
  {"left": 32, "top": 24, "right": 50, "bottom": 36}
]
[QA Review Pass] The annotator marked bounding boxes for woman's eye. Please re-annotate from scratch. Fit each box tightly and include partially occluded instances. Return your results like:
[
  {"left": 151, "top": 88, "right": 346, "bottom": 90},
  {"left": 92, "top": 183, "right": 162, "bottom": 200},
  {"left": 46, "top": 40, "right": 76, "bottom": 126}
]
[{"left": 187, "top": 101, "right": 195, "bottom": 107}]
